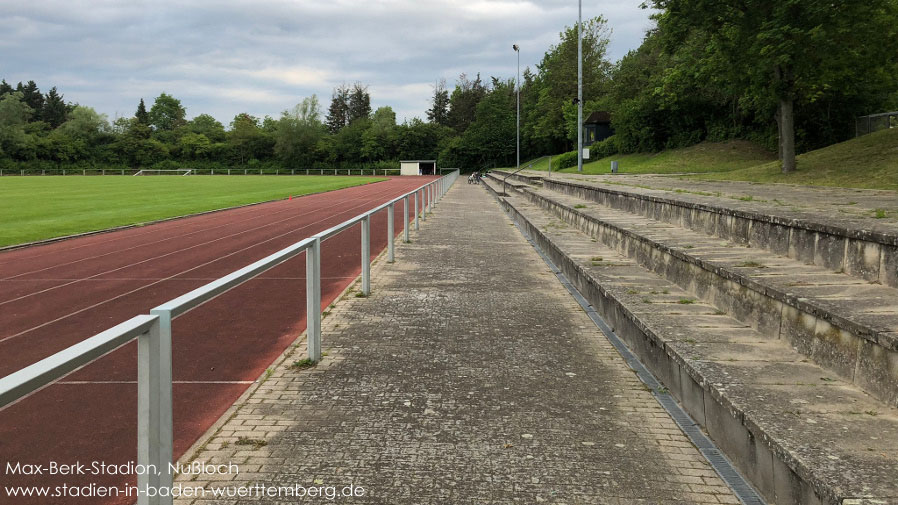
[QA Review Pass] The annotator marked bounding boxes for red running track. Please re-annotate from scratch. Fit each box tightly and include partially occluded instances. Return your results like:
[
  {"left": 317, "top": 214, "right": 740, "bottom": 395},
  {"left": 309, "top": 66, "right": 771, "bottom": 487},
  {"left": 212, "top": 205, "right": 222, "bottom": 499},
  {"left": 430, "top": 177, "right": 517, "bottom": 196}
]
[{"left": 0, "top": 176, "right": 437, "bottom": 504}]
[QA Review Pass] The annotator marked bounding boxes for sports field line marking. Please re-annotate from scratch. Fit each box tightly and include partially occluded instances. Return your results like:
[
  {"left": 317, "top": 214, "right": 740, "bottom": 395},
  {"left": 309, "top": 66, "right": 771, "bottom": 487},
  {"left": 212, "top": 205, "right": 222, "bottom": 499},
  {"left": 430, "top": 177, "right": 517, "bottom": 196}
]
[
  {"left": 0, "top": 181, "right": 423, "bottom": 344},
  {"left": 0, "top": 178, "right": 401, "bottom": 269},
  {"left": 0, "top": 180, "right": 398, "bottom": 281},
  {"left": 0, "top": 276, "right": 357, "bottom": 282},
  {"left": 0, "top": 185, "right": 387, "bottom": 280},
  {"left": 0, "top": 182, "right": 406, "bottom": 303},
  {"left": 55, "top": 381, "right": 256, "bottom": 385}
]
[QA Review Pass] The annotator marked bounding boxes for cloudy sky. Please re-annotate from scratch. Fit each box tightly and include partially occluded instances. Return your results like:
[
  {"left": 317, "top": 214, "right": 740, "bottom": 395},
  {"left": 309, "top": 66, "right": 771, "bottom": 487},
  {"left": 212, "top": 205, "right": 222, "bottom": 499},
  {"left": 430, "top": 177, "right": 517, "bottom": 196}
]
[{"left": 1, "top": 1, "right": 655, "bottom": 126}]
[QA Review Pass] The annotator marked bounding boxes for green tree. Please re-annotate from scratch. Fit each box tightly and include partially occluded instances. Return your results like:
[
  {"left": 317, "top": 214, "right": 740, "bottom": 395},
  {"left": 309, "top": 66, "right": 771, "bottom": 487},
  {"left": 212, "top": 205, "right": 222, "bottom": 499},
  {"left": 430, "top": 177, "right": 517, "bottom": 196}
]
[
  {"left": 42, "top": 87, "right": 68, "bottom": 128},
  {"left": 0, "top": 92, "right": 36, "bottom": 160},
  {"left": 17, "top": 81, "right": 44, "bottom": 121},
  {"left": 648, "top": 0, "right": 898, "bottom": 172},
  {"left": 179, "top": 132, "right": 212, "bottom": 159},
  {"left": 426, "top": 79, "right": 450, "bottom": 126},
  {"left": 148, "top": 92, "right": 186, "bottom": 131},
  {"left": 187, "top": 114, "right": 226, "bottom": 142},
  {"left": 395, "top": 118, "right": 454, "bottom": 161},
  {"left": 457, "top": 79, "right": 516, "bottom": 167},
  {"left": 326, "top": 84, "right": 350, "bottom": 133},
  {"left": 53, "top": 106, "right": 110, "bottom": 162},
  {"left": 112, "top": 118, "right": 166, "bottom": 168},
  {"left": 228, "top": 113, "right": 273, "bottom": 165},
  {"left": 362, "top": 106, "right": 398, "bottom": 161},
  {"left": 348, "top": 82, "right": 371, "bottom": 124},
  {"left": 447, "top": 73, "right": 487, "bottom": 133},
  {"left": 527, "top": 17, "right": 611, "bottom": 153},
  {"left": 275, "top": 96, "right": 326, "bottom": 168},
  {"left": 135, "top": 98, "right": 150, "bottom": 126}
]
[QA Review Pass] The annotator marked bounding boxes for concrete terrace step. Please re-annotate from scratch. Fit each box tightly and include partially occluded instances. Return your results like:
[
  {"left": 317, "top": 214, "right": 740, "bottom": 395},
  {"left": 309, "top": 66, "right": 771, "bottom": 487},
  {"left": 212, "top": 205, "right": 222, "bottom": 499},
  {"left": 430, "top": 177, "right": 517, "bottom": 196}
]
[
  {"left": 491, "top": 170, "right": 898, "bottom": 290},
  {"left": 481, "top": 177, "right": 898, "bottom": 505},
  {"left": 488, "top": 174, "right": 898, "bottom": 407}
]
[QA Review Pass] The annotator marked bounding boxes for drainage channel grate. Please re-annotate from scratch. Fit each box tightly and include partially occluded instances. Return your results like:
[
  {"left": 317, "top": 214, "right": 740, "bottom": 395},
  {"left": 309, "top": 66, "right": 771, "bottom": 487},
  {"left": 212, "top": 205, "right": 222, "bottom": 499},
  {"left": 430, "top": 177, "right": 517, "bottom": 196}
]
[{"left": 508, "top": 216, "right": 767, "bottom": 505}]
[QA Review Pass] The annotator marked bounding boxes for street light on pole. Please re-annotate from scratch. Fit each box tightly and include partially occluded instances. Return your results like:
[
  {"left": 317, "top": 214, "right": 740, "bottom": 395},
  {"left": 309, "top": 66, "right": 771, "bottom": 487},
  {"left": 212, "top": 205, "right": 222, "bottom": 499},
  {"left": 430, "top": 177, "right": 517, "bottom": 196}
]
[
  {"left": 513, "top": 44, "right": 520, "bottom": 173},
  {"left": 577, "top": 0, "right": 583, "bottom": 172}
]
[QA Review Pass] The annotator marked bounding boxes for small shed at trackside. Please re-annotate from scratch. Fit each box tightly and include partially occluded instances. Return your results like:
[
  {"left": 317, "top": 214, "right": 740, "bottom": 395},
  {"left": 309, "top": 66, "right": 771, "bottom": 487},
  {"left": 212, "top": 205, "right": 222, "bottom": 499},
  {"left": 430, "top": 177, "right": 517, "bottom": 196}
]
[
  {"left": 400, "top": 160, "right": 437, "bottom": 176},
  {"left": 583, "top": 111, "right": 613, "bottom": 146}
]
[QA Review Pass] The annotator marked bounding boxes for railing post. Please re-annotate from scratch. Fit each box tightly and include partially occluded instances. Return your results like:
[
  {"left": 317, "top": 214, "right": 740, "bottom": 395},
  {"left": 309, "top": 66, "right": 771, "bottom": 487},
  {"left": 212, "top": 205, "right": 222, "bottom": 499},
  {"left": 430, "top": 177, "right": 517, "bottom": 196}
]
[
  {"left": 422, "top": 189, "right": 427, "bottom": 220},
  {"left": 361, "top": 214, "right": 371, "bottom": 295},
  {"left": 387, "top": 203, "right": 395, "bottom": 263},
  {"left": 403, "top": 196, "right": 410, "bottom": 243},
  {"left": 138, "top": 313, "right": 173, "bottom": 505},
  {"left": 414, "top": 192, "right": 419, "bottom": 230},
  {"left": 306, "top": 238, "right": 321, "bottom": 362}
]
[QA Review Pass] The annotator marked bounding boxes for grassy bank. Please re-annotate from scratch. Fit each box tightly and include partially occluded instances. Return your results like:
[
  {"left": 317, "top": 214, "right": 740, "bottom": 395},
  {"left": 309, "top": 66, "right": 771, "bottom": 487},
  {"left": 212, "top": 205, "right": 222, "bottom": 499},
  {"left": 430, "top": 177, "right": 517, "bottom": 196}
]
[
  {"left": 512, "top": 140, "right": 775, "bottom": 175},
  {"left": 506, "top": 130, "right": 897, "bottom": 191},
  {"left": 0, "top": 176, "right": 383, "bottom": 247},
  {"left": 692, "top": 128, "right": 898, "bottom": 190}
]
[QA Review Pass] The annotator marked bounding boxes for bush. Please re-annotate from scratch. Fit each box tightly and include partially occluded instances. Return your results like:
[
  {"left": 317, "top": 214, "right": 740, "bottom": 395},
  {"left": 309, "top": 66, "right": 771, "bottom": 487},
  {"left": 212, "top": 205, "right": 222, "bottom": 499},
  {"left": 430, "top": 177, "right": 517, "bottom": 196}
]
[
  {"left": 590, "top": 135, "right": 619, "bottom": 159},
  {"left": 551, "top": 150, "right": 578, "bottom": 171},
  {"left": 151, "top": 159, "right": 181, "bottom": 171}
]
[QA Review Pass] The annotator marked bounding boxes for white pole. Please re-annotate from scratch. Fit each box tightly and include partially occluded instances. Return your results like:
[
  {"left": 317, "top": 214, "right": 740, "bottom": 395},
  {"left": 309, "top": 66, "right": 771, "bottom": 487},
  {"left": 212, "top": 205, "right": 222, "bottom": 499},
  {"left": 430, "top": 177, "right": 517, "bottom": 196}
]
[
  {"left": 514, "top": 44, "right": 521, "bottom": 170},
  {"left": 387, "top": 203, "right": 395, "bottom": 263},
  {"left": 306, "top": 238, "right": 321, "bottom": 361},
  {"left": 577, "top": 0, "right": 583, "bottom": 173},
  {"left": 361, "top": 215, "right": 371, "bottom": 295}
]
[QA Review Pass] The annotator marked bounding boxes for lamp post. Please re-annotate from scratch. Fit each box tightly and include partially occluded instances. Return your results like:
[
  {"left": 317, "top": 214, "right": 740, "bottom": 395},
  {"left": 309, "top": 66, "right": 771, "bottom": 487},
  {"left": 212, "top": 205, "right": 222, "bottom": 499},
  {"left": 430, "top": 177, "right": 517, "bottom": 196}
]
[
  {"left": 577, "top": 0, "right": 583, "bottom": 172},
  {"left": 513, "top": 44, "right": 520, "bottom": 174}
]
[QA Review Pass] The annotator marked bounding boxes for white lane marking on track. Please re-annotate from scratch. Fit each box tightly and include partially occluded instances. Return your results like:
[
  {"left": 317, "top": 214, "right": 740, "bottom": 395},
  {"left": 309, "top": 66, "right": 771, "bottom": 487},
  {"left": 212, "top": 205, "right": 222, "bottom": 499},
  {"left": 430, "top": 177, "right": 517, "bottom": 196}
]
[
  {"left": 55, "top": 381, "right": 256, "bottom": 385},
  {"left": 0, "top": 276, "right": 358, "bottom": 282},
  {"left": 0, "top": 178, "right": 401, "bottom": 271},
  {"left": 0, "top": 180, "right": 428, "bottom": 344},
  {"left": 0, "top": 184, "right": 384, "bottom": 279},
  {"left": 0, "top": 182, "right": 405, "bottom": 304}
]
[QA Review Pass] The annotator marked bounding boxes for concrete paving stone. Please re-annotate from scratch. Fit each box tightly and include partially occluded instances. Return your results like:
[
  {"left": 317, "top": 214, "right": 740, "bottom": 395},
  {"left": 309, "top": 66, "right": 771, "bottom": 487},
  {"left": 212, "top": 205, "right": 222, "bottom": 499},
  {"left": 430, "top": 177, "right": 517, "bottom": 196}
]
[{"left": 175, "top": 182, "right": 738, "bottom": 504}]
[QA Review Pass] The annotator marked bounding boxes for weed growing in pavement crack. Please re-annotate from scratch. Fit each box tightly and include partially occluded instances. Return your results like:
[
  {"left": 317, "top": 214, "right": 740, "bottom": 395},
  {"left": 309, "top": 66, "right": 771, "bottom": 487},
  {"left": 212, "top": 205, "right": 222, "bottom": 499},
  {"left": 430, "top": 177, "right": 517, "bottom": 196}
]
[{"left": 235, "top": 437, "right": 268, "bottom": 449}]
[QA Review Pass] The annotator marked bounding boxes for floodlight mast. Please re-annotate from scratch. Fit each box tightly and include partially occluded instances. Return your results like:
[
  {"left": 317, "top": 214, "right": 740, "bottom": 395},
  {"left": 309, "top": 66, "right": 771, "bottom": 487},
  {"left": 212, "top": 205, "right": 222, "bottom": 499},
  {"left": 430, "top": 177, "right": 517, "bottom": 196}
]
[
  {"left": 513, "top": 44, "right": 520, "bottom": 173},
  {"left": 577, "top": 0, "right": 583, "bottom": 172}
]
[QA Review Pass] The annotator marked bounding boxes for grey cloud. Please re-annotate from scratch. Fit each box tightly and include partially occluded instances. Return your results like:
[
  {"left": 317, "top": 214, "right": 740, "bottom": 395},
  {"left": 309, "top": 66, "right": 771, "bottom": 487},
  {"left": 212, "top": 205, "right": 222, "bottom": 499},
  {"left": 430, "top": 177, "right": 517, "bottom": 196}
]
[{"left": 0, "top": 0, "right": 654, "bottom": 125}]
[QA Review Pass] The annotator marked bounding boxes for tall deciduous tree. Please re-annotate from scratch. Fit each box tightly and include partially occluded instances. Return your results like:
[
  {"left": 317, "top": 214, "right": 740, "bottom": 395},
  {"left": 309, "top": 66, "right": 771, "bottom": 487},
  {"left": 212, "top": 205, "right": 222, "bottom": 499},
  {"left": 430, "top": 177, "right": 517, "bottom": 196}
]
[
  {"left": 648, "top": 0, "right": 898, "bottom": 173},
  {"left": 447, "top": 73, "right": 487, "bottom": 133},
  {"left": 0, "top": 92, "right": 35, "bottom": 160},
  {"left": 187, "top": 114, "right": 226, "bottom": 142},
  {"left": 148, "top": 93, "right": 186, "bottom": 131},
  {"left": 275, "top": 95, "right": 326, "bottom": 168},
  {"left": 527, "top": 16, "right": 611, "bottom": 152},
  {"left": 362, "top": 106, "right": 397, "bottom": 161}
]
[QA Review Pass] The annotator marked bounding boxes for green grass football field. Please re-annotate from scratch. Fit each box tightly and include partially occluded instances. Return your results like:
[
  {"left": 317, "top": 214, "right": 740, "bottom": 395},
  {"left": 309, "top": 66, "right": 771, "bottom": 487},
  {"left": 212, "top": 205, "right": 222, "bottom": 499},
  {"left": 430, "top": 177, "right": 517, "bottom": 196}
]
[{"left": 0, "top": 175, "right": 384, "bottom": 247}]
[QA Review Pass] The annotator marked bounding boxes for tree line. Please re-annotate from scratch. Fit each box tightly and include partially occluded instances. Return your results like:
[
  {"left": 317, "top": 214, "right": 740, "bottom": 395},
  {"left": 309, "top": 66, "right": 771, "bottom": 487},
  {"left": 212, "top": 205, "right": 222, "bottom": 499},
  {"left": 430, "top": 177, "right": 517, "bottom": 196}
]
[{"left": 2, "top": 1, "right": 896, "bottom": 174}]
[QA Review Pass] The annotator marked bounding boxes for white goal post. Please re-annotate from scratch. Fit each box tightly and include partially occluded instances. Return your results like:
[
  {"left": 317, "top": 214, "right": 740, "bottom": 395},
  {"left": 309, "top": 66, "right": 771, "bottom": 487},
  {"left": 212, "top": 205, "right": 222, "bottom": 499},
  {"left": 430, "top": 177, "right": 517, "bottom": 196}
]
[{"left": 133, "top": 169, "right": 193, "bottom": 176}]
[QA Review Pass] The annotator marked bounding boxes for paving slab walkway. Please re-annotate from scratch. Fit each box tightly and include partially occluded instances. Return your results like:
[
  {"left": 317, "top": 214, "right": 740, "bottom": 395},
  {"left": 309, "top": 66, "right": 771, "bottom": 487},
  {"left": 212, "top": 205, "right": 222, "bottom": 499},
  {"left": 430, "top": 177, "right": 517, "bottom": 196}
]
[{"left": 174, "top": 182, "right": 739, "bottom": 504}]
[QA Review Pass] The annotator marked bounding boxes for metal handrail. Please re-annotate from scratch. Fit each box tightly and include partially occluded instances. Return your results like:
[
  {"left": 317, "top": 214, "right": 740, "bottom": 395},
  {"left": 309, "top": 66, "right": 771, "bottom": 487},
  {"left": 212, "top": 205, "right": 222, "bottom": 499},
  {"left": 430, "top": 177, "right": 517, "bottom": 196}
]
[
  {"left": 0, "top": 314, "right": 167, "bottom": 503},
  {"left": 0, "top": 170, "right": 459, "bottom": 505}
]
